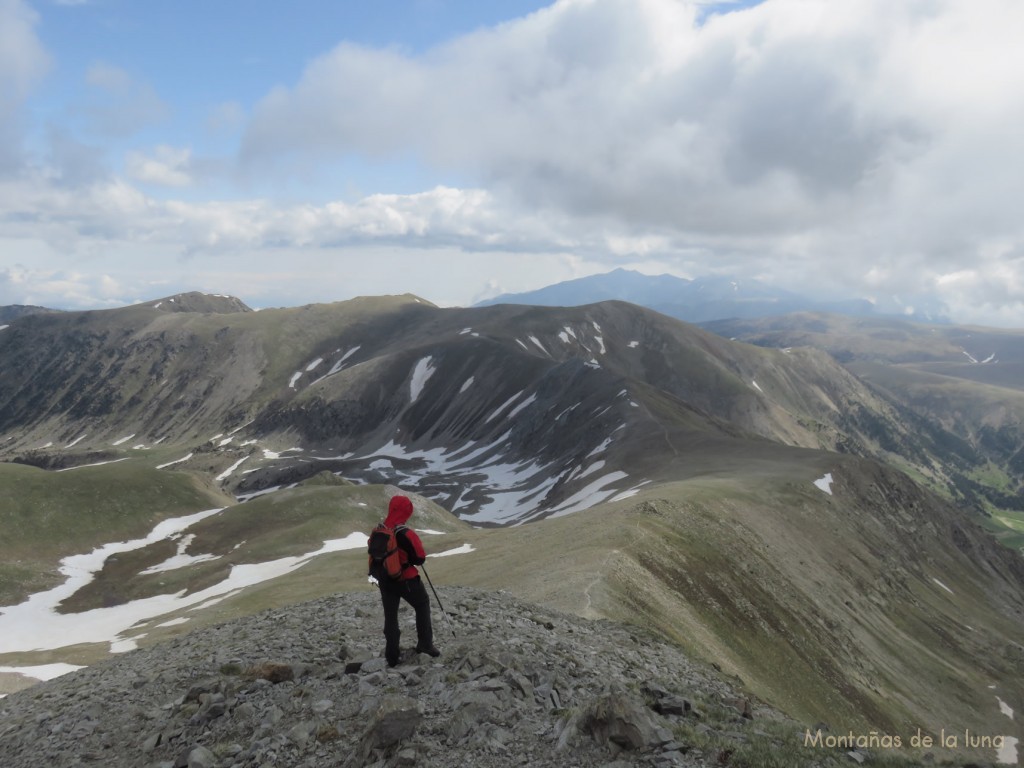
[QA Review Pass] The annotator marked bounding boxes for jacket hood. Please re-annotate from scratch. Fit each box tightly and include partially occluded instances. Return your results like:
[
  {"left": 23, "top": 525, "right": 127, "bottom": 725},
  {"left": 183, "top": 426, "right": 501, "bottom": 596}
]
[{"left": 384, "top": 495, "right": 414, "bottom": 527}]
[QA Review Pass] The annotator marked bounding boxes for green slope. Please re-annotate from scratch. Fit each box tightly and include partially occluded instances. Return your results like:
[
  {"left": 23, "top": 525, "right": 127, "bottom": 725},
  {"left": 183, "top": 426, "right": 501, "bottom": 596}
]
[{"left": 0, "top": 460, "right": 233, "bottom": 606}]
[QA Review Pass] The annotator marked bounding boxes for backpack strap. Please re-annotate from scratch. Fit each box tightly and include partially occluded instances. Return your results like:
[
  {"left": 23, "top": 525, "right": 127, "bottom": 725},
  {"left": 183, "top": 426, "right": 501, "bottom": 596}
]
[{"left": 393, "top": 525, "right": 416, "bottom": 565}]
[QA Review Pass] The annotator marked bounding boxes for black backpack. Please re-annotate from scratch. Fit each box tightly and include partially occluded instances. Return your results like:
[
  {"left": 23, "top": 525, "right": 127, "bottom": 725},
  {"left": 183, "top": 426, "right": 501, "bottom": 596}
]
[{"left": 367, "top": 523, "right": 407, "bottom": 581}]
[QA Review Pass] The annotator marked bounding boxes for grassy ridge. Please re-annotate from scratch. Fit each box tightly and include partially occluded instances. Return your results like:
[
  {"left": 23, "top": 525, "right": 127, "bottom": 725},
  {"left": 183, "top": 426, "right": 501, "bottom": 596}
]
[
  {"left": 0, "top": 460, "right": 232, "bottom": 605},
  {"left": 44, "top": 478, "right": 466, "bottom": 615}
]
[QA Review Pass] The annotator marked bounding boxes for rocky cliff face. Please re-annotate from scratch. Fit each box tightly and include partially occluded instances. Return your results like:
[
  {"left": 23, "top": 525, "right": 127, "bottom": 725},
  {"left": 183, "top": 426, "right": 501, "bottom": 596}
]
[{"left": 0, "top": 588, "right": 794, "bottom": 768}]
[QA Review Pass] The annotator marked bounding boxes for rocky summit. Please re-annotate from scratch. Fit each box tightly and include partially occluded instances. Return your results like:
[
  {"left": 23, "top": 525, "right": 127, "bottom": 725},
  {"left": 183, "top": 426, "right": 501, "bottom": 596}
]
[{"left": 0, "top": 588, "right": 801, "bottom": 768}]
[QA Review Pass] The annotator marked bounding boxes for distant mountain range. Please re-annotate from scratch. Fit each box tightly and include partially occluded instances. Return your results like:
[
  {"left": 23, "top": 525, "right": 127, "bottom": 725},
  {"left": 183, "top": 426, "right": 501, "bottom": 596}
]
[{"left": 476, "top": 268, "right": 950, "bottom": 324}]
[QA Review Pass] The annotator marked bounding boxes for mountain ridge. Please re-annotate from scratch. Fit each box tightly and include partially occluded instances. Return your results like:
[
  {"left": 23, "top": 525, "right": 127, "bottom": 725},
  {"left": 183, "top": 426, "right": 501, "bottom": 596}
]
[{"left": 0, "top": 296, "right": 969, "bottom": 523}]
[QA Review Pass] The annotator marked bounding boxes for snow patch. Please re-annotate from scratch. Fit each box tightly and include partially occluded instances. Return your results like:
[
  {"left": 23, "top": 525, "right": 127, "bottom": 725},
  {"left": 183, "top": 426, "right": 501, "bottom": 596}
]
[
  {"left": 932, "top": 578, "right": 954, "bottom": 595},
  {"left": 547, "top": 472, "right": 630, "bottom": 518},
  {"left": 0, "top": 524, "right": 368, "bottom": 656},
  {"left": 554, "top": 403, "right": 579, "bottom": 420},
  {"left": 752, "top": 380, "right": 763, "bottom": 393},
  {"left": 814, "top": 473, "right": 834, "bottom": 495},
  {"left": 432, "top": 544, "right": 475, "bottom": 557},
  {"left": 595, "top": 336, "right": 606, "bottom": 354},
  {"left": 65, "top": 434, "right": 88, "bottom": 449},
  {"left": 288, "top": 371, "right": 303, "bottom": 388},
  {"left": 991, "top": 697, "right": 1017, "bottom": 767},
  {"left": 998, "top": 737, "right": 1018, "bottom": 765},
  {"left": 216, "top": 457, "right": 248, "bottom": 482},
  {"left": 235, "top": 485, "right": 284, "bottom": 502},
  {"left": 140, "top": 534, "right": 220, "bottom": 575},
  {"left": 0, "top": 663, "right": 84, "bottom": 683},
  {"left": 996, "top": 696, "right": 1014, "bottom": 719},
  {"left": 410, "top": 356, "right": 436, "bottom": 403},
  {"left": 57, "top": 458, "right": 129, "bottom": 472},
  {"left": 610, "top": 485, "right": 647, "bottom": 503},
  {"left": 529, "top": 336, "right": 549, "bottom": 355},
  {"left": 326, "top": 346, "right": 361, "bottom": 376},
  {"left": 305, "top": 357, "right": 324, "bottom": 372},
  {"left": 111, "top": 638, "right": 139, "bottom": 654},
  {"left": 485, "top": 391, "right": 524, "bottom": 423},
  {"left": 506, "top": 393, "right": 537, "bottom": 420},
  {"left": 350, "top": 432, "right": 648, "bottom": 525},
  {"left": 112, "top": 434, "right": 136, "bottom": 446},
  {"left": 459, "top": 376, "right": 475, "bottom": 394},
  {"left": 627, "top": 340, "right": 639, "bottom": 348}
]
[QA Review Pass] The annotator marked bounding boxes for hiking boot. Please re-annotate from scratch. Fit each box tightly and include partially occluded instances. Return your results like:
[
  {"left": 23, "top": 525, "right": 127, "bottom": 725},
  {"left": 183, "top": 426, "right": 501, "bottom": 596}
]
[{"left": 416, "top": 645, "right": 441, "bottom": 658}]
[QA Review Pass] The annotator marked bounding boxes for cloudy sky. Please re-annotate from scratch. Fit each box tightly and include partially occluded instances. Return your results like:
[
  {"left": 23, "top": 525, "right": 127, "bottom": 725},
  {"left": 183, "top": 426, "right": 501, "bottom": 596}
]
[{"left": 1, "top": 0, "right": 1023, "bottom": 325}]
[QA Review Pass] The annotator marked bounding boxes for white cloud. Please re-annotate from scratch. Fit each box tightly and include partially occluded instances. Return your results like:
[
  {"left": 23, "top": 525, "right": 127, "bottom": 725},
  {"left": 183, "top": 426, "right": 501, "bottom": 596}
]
[
  {"left": 0, "top": 0, "right": 51, "bottom": 173},
  {"left": 125, "top": 145, "right": 193, "bottom": 187},
  {"left": 233, "top": 0, "right": 1024, "bottom": 323},
  {"left": 0, "top": 263, "right": 124, "bottom": 309},
  {"left": 0, "top": 0, "right": 50, "bottom": 101},
  {"left": 3, "top": 0, "right": 1024, "bottom": 325}
]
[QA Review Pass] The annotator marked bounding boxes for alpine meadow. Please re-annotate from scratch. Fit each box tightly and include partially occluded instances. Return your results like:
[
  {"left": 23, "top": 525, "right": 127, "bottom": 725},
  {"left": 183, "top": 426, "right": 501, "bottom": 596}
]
[{"left": 0, "top": 282, "right": 1022, "bottom": 766}]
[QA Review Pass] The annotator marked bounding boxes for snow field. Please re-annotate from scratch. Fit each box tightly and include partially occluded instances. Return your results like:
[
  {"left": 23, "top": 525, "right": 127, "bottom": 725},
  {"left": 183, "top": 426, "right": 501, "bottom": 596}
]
[{"left": 0, "top": 511, "right": 477, "bottom": 685}]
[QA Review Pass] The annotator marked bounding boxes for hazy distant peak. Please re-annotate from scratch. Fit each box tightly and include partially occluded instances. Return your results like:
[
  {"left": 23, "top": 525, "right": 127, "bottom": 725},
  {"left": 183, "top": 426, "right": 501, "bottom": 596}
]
[{"left": 475, "top": 269, "right": 947, "bottom": 324}]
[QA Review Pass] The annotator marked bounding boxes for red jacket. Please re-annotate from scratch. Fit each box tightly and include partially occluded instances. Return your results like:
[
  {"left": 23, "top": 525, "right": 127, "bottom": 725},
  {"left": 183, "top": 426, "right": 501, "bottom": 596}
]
[{"left": 383, "top": 495, "right": 426, "bottom": 580}]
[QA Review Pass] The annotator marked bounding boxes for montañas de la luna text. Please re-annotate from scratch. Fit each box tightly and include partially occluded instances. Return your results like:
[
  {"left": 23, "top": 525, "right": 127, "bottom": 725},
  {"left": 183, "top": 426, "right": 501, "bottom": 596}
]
[{"left": 804, "top": 729, "right": 1008, "bottom": 750}]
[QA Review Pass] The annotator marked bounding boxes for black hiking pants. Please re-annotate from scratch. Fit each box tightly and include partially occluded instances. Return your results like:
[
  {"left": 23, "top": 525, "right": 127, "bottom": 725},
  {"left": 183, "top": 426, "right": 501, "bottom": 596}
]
[{"left": 378, "top": 576, "right": 433, "bottom": 666}]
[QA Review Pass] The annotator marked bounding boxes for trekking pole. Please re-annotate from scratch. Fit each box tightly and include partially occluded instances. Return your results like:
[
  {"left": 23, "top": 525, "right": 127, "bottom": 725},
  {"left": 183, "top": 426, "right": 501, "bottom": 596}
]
[{"left": 420, "top": 564, "right": 456, "bottom": 638}]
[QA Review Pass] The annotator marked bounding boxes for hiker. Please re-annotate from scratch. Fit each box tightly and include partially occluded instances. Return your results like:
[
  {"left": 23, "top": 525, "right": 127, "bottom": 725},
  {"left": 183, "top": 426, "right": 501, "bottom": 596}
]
[{"left": 368, "top": 494, "right": 440, "bottom": 666}]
